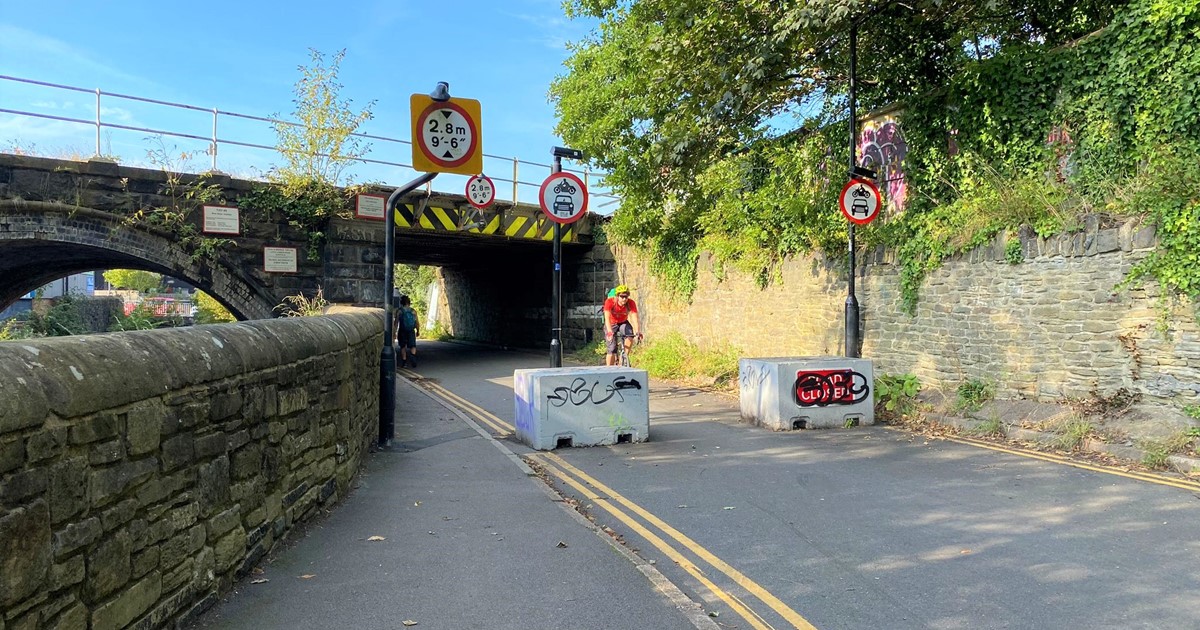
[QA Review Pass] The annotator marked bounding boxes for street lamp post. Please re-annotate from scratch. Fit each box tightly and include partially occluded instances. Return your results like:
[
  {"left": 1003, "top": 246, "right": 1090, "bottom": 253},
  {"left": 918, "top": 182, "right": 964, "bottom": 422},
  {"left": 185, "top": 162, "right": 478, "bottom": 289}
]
[
  {"left": 549, "top": 145, "right": 583, "bottom": 367},
  {"left": 379, "top": 82, "right": 450, "bottom": 447},
  {"left": 845, "top": 21, "right": 862, "bottom": 359}
]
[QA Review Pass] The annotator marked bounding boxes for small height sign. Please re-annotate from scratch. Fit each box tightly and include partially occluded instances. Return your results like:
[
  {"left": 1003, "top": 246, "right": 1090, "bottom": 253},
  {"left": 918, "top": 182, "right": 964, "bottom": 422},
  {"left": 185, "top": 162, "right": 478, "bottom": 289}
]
[{"left": 202, "top": 205, "right": 241, "bottom": 235}]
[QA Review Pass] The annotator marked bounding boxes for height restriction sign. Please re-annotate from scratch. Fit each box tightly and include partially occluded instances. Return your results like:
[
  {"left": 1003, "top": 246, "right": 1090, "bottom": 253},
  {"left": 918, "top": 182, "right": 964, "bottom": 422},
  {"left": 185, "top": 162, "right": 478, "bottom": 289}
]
[
  {"left": 410, "top": 94, "right": 483, "bottom": 175},
  {"left": 838, "top": 178, "right": 882, "bottom": 225}
]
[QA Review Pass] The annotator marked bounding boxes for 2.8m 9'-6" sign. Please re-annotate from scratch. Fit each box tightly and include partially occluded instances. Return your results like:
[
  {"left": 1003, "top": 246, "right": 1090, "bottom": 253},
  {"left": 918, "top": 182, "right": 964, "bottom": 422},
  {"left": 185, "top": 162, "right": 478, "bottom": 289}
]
[{"left": 794, "top": 369, "right": 871, "bottom": 407}]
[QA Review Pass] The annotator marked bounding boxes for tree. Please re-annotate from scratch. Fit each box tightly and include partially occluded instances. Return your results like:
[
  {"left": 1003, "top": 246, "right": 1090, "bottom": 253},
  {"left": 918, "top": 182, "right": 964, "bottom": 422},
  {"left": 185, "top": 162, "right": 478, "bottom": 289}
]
[
  {"left": 193, "top": 290, "right": 235, "bottom": 324},
  {"left": 103, "top": 269, "right": 162, "bottom": 294},
  {"left": 554, "top": 0, "right": 1124, "bottom": 217},
  {"left": 550, "top": 0, "right": 1130, "bottom": 296},
  {"left": 394, "top": 264, "right": 438, "bottom": 320},
  {"left": 273, "top": 48, "right": 375, "bottom": 189}
]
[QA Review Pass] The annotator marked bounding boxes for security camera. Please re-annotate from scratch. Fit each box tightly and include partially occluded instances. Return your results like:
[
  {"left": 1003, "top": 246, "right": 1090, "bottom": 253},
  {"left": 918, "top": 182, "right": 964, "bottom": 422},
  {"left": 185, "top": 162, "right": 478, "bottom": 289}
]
[{"left": 552, "top": 146, "right": 585, "bottom": 160}]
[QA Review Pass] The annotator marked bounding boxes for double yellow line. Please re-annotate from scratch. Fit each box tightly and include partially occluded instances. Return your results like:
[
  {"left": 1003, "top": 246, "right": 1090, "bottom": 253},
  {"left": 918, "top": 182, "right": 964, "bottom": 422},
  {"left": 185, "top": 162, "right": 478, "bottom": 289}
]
[
  {"left": 939, "top": 432, "right": 1200, "bottom": 492},
  {"left": 404, "top": 371, "right": 817, "bottom": 629},
  {"left": 529, "top": 452, "right": 819, "bottom": 630},
  {"left": 402, "top": 369, "right": 515, "bottom": 437}
]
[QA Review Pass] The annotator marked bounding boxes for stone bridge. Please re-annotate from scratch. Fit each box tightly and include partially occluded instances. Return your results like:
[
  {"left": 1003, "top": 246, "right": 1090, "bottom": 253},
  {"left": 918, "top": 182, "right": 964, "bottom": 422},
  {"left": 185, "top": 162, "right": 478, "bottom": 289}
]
[{"left": 0, "top": 154, "right": 611, "bottom": 346}]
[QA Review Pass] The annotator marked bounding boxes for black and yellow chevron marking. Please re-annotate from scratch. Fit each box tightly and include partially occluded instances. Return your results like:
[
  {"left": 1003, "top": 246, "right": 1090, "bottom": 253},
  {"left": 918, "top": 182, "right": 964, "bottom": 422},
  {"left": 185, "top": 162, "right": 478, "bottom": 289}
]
[
  {"left": 535, "top": 217, "right": 575, "bottom": 242},
  {"left": 503, "top": 215, "right": 540, "bottom": 239},
  {"left": 392, "top": 204, "right": 573, "bottom": 242},
  {"left": 395, "top": 203, "right": 461, "bottom": 230}
]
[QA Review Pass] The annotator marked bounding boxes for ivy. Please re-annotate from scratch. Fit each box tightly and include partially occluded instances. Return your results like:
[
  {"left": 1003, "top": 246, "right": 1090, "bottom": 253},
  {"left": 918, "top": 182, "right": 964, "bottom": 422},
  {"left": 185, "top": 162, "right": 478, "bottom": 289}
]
[
  {"left": 564, "top": 0, "right": 1200, "bottom": 310},
  {"left": 239, "top": 181, "right": 362, "bottom": 261}
]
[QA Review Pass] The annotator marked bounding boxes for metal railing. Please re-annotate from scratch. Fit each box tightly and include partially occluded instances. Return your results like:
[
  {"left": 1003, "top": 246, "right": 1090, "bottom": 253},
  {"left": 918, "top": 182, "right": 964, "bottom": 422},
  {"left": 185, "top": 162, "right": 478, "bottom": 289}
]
[{"left": 0, "top": 74, "right": 621, "bottom": 208}]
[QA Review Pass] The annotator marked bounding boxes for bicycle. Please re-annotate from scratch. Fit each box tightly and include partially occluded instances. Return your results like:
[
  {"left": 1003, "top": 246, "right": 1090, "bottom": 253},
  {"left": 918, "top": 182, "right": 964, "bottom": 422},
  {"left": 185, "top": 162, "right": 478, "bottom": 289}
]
[{"left": 613, "top": 330, "right": 642, "bottom": 367}]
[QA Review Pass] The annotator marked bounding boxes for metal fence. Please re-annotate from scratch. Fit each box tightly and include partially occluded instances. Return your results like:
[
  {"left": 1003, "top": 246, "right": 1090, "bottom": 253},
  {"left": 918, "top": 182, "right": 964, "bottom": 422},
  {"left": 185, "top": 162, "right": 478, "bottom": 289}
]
[{"left": 0, "top": 74, "right": 620, "bottom": 209}]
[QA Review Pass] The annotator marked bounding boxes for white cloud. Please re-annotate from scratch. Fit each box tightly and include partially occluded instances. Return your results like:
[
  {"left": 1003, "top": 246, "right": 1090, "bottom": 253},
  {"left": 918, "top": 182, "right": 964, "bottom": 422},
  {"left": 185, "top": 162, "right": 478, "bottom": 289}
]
[
  {"left": 0, "top": 24, "right": 148, "bottom": 86},
  {"left": 506, "top": 12, "right": 589, "bottom": 52}
]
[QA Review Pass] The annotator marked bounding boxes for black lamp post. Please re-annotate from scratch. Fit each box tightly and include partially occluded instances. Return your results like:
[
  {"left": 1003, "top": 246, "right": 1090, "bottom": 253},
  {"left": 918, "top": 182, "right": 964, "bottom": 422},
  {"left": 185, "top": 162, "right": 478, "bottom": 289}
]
[
  {"left": 378, "top": 82, "right": 448, "bottom": 447},
  {"left": 549, "top": 145, "right": 583, "bottom": 368},
  {"left": 845, "top": 22, "right": 862, "bottom": 359}
]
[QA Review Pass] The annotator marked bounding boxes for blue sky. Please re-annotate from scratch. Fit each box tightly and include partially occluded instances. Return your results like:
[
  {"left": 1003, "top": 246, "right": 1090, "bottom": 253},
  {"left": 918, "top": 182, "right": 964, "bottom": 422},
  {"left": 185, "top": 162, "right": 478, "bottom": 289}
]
[{"left": 0, "top": 0, "right": 612, "bottom": 206}]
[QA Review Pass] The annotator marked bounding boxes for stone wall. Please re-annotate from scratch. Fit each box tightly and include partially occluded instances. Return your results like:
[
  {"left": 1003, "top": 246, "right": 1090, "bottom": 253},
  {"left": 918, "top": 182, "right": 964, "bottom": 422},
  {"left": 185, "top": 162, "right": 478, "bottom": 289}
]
[
  {"left": 612, "top": 218, "right": 1200, "bottom": 408},
  {"left": 0, "top": 310, "right": 381, "bottom": 629}
]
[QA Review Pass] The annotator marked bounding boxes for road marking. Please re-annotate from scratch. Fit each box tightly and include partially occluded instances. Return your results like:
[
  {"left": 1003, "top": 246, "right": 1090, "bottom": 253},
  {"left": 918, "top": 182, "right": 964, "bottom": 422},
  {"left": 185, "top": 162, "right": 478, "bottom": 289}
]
[
  {"left": 529, "top": 455, "right": 780, "bottom": 630},
  {"left": 426, "top": 381, "right": 515, "bottom": 435},
  {"left": 421, "top": 380, "right": 514, "bottom": 436},
  {"left": 939, "top": 433, "right": 1200, "bottom": 491},
  {"left": 540, "top": 452, "right": 818, "bottom": 630}
]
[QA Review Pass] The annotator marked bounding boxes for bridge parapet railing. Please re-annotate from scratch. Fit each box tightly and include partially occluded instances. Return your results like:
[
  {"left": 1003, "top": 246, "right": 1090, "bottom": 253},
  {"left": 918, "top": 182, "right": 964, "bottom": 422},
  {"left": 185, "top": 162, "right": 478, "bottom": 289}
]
[{"left": 0, "top": 74, "right": 620, "bottom": 211}]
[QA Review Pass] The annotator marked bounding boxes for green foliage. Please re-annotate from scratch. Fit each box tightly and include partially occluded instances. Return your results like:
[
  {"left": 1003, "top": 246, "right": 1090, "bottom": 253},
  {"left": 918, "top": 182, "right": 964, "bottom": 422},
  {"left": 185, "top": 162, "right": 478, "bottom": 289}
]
[
  {"left": 874, "top": 373, "right": 922, "bottom": 420},
  {"left": 1054, "top": 419, "right": 1094, "bottom": 450},
  {"left": 0, "top": 319, "right": 32, "bottom": 341},
  {"left": 426, "top": 321, "right": 453, "bottom": 341},
  {"left": 393, "top": 264, "right": 439, "bottom": 322},
  {"left": 193, "top": 291, "right": 236, "bottom": 324},
  {"left": 1115, "top": 148, "right": 1200, "bottom": 297},
  {"left": 1184, "top": 406, "right": 1200, "bottom": 422},
  {"left": 969, "top": 416, "right": 1006, "bottom": 437},
  {"left": 630, "top": 332, "right": 740, "bottom": 384},
  {"left": 123, "top": 141, "right": 235, "bottom": 263},
  {"left": 1140, "top": 442, "right": 1171, "bottom": 469},
  {"left": 109, "top": 303, "right": 165, "bottom": 331},
  {"left": 1005, "top": 238, "right": 1023, "bottom": 265},
  {"left": 555, "top": 0, "right": 1200, "bottom": 309},
  {"left": 568, "top": 338, "right": 608, "bottom": 364},
  {"left": 274, "top": 287, "right": 329, "bottom": 317},
  {"left": 239, "top": 182, "right": 354, "bottom": 261},
  {"left": 272, "top": 48, "right": 374, "bottom": 189},
  {"left": 954, "top": 379, "right": 994, "bottom": 414},
  {"left": 103, "top": 269, "right": 162, "bottom": 294},
  {"left": 24, "top": 295, "right": 88, "bottom": 337}
]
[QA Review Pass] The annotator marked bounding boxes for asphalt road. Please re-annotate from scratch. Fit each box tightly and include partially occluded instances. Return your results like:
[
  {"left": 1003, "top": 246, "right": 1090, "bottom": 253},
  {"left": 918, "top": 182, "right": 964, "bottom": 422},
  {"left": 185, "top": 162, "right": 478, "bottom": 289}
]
[{"left": 407, "top": 340, "right": 1200, "bottom": 630}]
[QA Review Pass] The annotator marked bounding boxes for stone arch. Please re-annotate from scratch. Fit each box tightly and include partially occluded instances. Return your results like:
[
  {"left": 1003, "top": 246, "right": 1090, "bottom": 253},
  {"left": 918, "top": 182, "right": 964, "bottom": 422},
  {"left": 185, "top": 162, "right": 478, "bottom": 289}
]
[{"left": 0, "top": 201, "right": 278, "bottom": 320}]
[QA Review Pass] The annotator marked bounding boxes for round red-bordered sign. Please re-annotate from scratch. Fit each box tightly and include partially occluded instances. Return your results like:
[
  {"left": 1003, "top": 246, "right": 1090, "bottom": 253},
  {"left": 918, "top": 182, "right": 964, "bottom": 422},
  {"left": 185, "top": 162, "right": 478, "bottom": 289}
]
[
  {"left": 415, "top": 100, "right": 479, "bottom": 169},
  {"left": 838, "top": 178, "right": 882, "bottom": 225},
  {"left": 465, "top": 174, "right": 496, "bottom": 209},
  {"left": 539, "top": 172, "right": 588, "bottom": 224}
]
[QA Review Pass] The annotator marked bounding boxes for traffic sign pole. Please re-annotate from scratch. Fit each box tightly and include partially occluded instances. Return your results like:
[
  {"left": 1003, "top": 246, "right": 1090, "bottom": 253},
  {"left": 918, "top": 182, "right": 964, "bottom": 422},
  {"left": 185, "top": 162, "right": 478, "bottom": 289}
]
[
  {"left": 846, "top": 22, "right": 861, "bottom": 359},
  {"left": 541, "top": 147, "right": 586, "bottom": 367},
  {"left": 381, "top": 170, "right": 438, "bottom": 447},
  {"left": 550, "top": 157, "right": 563, "bottom": 368}
]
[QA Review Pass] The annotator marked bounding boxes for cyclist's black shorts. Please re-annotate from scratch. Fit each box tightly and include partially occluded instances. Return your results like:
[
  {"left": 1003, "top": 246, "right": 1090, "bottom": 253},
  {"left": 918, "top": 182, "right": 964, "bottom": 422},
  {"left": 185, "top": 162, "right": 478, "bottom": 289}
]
[{"left": 606, "top": 322, "right": 634, "bottom": 354}]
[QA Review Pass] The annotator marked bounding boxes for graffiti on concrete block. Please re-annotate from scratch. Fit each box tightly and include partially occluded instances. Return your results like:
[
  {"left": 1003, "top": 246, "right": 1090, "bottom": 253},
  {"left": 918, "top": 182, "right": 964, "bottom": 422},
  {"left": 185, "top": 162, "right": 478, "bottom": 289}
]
[
  {"left": 548, "top": 376, "right": 643, "bottom": 407},
  {"left": 858, "top": 113, "right": 908, "bottom": 215},
  {"left": 740, "top": 362, "right": 770, "bottom": 390},
  {"left": 794, "top": 369, "right": 870, "bottom": 407}
]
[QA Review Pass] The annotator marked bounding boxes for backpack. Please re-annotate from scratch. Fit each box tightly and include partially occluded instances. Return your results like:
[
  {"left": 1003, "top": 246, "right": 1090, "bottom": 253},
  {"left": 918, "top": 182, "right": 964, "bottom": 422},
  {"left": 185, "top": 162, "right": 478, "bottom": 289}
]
[{"left": 401, "top": 308, "right": 417, "bottom": 330}]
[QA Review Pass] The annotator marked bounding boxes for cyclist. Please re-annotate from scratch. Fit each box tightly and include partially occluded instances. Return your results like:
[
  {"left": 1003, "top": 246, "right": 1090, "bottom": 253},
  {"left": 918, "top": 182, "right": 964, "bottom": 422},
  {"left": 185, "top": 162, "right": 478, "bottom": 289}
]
[{"left": 603, "top": 284, "right": 642, "bottom": 366}]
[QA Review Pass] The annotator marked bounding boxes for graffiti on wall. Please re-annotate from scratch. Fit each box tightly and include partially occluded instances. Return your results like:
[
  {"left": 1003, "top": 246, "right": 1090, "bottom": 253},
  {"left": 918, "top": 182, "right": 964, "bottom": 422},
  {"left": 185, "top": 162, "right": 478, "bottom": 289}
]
[
  {"left": 857, "top": 113, "right": 908, "bottom": 215},
  {"left": 1046, "top": 123, "right": 1075, "bottom": 182},
  {"left": 794, "top": 369, "right": 870, "bottom": 407}
]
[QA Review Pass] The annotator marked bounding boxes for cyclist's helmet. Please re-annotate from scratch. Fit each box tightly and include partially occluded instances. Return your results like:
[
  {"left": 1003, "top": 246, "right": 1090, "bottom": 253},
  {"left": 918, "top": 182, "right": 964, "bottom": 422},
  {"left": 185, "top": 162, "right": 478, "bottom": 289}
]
[{"left": 614, "top": 284, "right": 631, "bottom": 297}]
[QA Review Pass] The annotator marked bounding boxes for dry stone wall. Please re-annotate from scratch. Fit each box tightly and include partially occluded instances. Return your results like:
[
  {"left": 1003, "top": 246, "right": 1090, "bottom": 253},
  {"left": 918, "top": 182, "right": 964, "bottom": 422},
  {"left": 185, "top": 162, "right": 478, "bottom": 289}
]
[
  {"left": 613, "top": 218, "right": 1200, "bottom": 408},
  {"left": 0, "top": 310, "right": 381, "bottom": 629}
]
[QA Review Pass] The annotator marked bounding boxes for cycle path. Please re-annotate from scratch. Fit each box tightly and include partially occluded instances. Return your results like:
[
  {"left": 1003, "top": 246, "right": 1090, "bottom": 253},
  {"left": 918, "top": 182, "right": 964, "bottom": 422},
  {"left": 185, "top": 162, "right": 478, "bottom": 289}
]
[
  {"left": 187, "top": 350, "right": 712, "bottom": 630},
  {"left": 413, "top": 341, "right": 1200, "bottom": 630}
]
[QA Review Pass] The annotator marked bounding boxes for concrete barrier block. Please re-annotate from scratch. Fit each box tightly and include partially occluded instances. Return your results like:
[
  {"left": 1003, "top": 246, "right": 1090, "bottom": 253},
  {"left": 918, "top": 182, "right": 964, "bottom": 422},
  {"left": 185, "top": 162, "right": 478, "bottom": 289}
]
[
  {"left": 739, "top": 357, "right": 874, "bottom": 430},
  {"left": 514, "top": 367, "right": 649, "bottom": 450}
]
